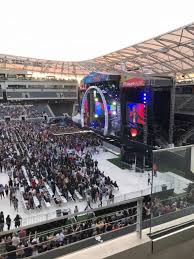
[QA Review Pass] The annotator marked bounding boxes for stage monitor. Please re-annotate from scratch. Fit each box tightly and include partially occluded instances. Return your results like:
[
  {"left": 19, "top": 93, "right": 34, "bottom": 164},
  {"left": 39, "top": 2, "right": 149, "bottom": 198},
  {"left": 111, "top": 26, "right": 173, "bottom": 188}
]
[{"left": 127, "top": 102, "right": 144, "bottom": 127}]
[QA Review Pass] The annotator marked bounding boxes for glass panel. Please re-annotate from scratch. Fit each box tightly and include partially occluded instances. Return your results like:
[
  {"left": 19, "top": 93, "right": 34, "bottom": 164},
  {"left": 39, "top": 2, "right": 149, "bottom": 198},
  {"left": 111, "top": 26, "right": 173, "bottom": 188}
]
[{"left": 149, "top": 145, "right": 194, "bottom": 233}]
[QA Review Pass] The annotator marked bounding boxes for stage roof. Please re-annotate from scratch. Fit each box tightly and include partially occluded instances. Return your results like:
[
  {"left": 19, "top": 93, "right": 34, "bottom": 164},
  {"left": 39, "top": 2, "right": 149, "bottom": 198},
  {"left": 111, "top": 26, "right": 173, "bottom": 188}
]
[{"left": 0, "top": 23, "right": 194, "bottom": 77}]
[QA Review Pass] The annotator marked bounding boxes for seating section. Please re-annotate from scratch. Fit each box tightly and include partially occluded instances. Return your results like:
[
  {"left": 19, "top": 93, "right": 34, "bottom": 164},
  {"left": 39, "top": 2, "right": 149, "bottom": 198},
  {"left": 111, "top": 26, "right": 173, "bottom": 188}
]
[
  {"left": 49, "top": 102, "right": 74, "bottom": 116},
  {"left": 6, "top": 90, "right": 77, "bottom": 99},
  {"left": 29, "top": 92, "right": 58, "bottom": 98},
  {"left": 0, "top": 122, "right": 116, "bottom": 217},
  {"left": 25, "top": 104, "right": 52, "bottom": 118},
  {"left": 0, "top": 104, "right": 52, "bottom": 119},
  {"left": 6, "top": 92, "right": 23, "bottom": 99}
]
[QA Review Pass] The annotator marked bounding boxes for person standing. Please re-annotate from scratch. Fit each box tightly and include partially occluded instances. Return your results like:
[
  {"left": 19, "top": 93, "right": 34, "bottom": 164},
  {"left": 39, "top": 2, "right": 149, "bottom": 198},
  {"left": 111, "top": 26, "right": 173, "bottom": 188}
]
[
  {"left": 94, "top": 160, "right": 98, "bottom": 169},
  {"left": 98, "top": 191, "right": 103, "bottom": 207},
  {"left": 108, "top": 190, "right": 114, "bottom": 204},
  {"left": 51, "top": 181, "right": 56, "bottom": 197},
  {"left": 4, "top": 184, "right": 9, "bottom": 197},
  {"left": 0, "top": 160, "right": 2, "bottom": 173},
  {"left": 9, "top": 188, "right": 13, "bottom": 206},
  {"left": 6, "top": 215, "right": 11, "bottom": 230},
  {"left": 74, "top": 205, "right": 79, "bottom": 220},
  {"left": 148, "top": 173, "right": 151, "bottom": 185},
  {"left": 14, "top": 214, "right": 21, "bottom": 228},
  {"left": 13, "top": 197, "right": 19, "bottom": 212},
  {"left": 8, "top": 177, "right": 13, "bottom": 188},
  {"left": 0, "top": 184, "right": 4, "bottom": 199},
  {"left": 7, "top": 166, "right": 12, "bottom": 179},
  {"left": 153, "top": 163, "right": 157, "bottom": 177},
  {"left": 0, "top": 212, "right": 4, "bottom": 232}
]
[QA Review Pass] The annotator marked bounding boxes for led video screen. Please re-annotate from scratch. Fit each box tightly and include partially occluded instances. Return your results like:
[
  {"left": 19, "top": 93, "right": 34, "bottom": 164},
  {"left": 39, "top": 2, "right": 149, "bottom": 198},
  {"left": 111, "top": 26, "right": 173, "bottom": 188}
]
[
  {"left": 127, "top": 102, "right": 144, "bottom": 126},
  {"left": 95, "top": 101, "right": 104, "bottom": 116}
]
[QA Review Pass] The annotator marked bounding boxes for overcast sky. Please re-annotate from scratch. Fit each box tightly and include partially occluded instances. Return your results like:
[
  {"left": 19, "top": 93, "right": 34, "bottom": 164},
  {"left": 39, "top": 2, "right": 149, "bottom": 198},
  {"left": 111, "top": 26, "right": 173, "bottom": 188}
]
[{"left": 0, "top": 0, "right": 193, "bottom": 61}]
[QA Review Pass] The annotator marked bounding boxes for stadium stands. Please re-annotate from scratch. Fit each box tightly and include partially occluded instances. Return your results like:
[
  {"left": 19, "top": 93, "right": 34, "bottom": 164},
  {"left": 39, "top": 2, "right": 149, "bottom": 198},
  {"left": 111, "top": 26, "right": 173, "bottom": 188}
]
[
  {"left": 0, "top": 104, "right": 52, "bottom": 119},
  {"left": 6, "top": 92, "right": 23, "bottom": 99},
  {"left": 29, "top": 92, "right": 58, "bottom": 98},
  {"left": 6, "top": 90, "right": 77, "bottom": 100},
  {"left": 49, "top": 102, "right": 74, "bottom": 117}
]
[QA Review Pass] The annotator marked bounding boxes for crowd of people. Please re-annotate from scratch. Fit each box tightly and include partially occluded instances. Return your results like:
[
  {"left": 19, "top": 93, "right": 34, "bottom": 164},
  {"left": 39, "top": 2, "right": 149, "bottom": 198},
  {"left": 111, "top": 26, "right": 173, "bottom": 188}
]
[
  {"left": 1, "top": 114, "right": 193, "bottom": 258},
  {"left": 0, "top": 207, "right": 136, "bottom": 258},
  {"left": 0, "top": 120, "right": 118, "bottom": 231},
  {"left": 1, "top": 188, "right": 194, "bottom": 258},
  {"left": 143, "top": 185, "right": 194, "bottom": 219},
  {"left": 50, "top": 122, "right": 85, "bottom": 135},
  {"left": 0, "top": 104, "right": 51, "bottom": 120}
]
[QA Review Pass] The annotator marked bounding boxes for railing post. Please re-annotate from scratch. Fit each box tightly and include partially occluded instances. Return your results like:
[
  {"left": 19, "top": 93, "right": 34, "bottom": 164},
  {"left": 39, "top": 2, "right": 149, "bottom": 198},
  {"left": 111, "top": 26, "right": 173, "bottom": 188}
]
[{"left": 136, "top": 197, "right": 143, "bottom": 239}]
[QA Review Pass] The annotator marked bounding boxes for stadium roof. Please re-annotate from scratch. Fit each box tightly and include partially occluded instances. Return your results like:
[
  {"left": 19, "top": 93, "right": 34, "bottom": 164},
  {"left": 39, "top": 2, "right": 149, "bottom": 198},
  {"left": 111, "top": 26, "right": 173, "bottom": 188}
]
[{"left": 0, "top": 23, "right": 194, "bottom": 77}]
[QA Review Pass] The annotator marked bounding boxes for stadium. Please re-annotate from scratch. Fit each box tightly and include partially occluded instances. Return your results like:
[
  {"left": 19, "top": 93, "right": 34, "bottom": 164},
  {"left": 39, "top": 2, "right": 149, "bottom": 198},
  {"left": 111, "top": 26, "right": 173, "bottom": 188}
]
[{"left": 0, "top": 1, "right": 194, "bottom": 259}]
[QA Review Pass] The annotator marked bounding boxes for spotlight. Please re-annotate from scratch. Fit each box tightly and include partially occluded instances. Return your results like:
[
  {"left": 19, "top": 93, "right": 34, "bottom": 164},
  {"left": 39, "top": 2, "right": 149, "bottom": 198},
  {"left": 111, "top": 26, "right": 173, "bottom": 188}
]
[
  {"left": 143, "top": 97, "right": 146, "bottom": 100},
  {"left": 95, "top": 98, "right": 98, "bottom": 102},
  {"left": 143, "top": 93, "right": 147, "bottom": 96},
  {"left": 112, "top": 111, "right": 116, "bottom": 115},
  {"left": 94, "top": 114, "right": 98, "bottom": 118},
  {"left": 112, "top": 101, "right": 116, "bottom": 106}
]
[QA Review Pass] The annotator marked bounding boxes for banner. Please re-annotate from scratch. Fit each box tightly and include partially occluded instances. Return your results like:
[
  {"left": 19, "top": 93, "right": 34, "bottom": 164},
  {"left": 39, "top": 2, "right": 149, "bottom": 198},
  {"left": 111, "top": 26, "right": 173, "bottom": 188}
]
[
  {"left": 83, "top": 72, "right": 110, "bottom": 84},
  {"left": 121, "top": 75, "right": 145, "bottom": 87}
]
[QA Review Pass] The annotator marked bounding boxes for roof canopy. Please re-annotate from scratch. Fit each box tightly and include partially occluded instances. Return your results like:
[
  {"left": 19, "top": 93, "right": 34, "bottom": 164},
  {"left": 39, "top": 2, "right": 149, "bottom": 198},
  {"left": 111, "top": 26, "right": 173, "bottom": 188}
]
[{"left": 0, "top": 23, "right": 194, "bottom": 77}]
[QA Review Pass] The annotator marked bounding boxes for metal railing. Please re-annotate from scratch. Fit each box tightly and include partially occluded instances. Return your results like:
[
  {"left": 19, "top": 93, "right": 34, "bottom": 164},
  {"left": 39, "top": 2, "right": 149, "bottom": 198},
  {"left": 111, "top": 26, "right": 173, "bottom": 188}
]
[
  {"left": 0, "top": 181, "right": 176, "bottom": 232},
  {"left": 0, "top": 198, "right": 141, "bottom": 259}
]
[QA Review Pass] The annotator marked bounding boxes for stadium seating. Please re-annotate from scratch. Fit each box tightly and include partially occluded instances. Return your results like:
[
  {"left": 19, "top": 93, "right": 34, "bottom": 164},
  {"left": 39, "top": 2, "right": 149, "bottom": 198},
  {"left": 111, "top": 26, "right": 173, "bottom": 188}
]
[
  {"left": 29, "top": 92, "right": 58, "bottom": 98},
  {"left": 0, "top": 104, "right": 52, "bottom": 119},
  {"left": 49, "top": 102, "right": 74, "bottom": 116}
]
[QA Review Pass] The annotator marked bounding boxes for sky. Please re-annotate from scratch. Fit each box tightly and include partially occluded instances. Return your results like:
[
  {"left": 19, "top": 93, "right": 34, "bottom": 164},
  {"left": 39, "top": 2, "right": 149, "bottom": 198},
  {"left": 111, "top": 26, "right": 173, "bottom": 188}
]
[{"left": 0, "top": 0, "right": 193, "bottom": 61}]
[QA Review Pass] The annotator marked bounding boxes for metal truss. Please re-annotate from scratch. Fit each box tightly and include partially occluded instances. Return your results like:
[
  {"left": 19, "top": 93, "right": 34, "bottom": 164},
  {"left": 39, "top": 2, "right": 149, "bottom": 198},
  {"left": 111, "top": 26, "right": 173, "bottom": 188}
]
[{"left": 0, "top": 23, "right": 194, "bottom": 78}]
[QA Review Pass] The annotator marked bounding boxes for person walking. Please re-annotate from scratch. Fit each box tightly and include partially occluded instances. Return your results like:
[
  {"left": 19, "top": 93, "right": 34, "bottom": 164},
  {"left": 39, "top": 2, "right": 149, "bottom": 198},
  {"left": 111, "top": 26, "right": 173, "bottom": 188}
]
[
  {"left": 84, "top": 194, "right": 92, "bottom": 211},
  {"left": 6, "top": 215, "right": 11, "bottom": 230}
]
